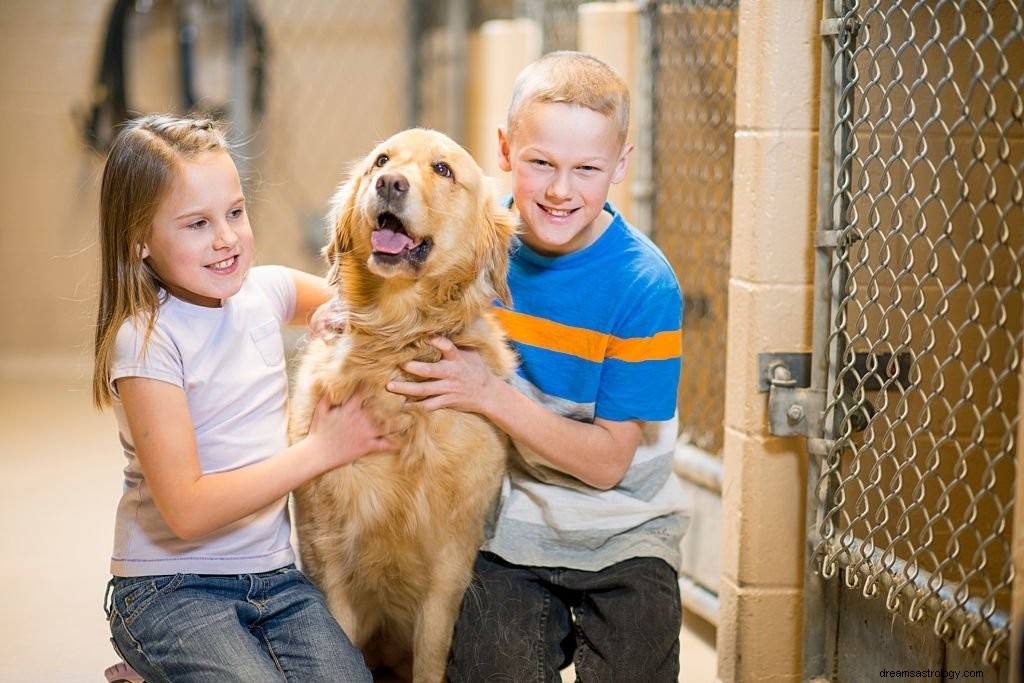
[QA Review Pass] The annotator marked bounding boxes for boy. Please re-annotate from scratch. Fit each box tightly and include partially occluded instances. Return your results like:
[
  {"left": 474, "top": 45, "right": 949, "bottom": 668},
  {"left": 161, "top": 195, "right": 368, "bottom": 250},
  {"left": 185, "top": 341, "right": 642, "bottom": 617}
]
[{"left": 388, "top": 51, "right": 688, "bottom": 681}]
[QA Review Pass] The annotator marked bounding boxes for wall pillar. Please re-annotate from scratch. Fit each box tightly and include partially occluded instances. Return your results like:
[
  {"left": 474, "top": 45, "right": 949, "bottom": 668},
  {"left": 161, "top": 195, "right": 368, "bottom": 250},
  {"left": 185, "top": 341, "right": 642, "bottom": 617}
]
[
  {"left": 465, "top": 18, "right": 541, "bottom": 195},
  {"left": 718, "top": 2, "right": 820, "bottom": 680},
  {"left": 578, "top": 2, "right": 640, "bottom": 224}
]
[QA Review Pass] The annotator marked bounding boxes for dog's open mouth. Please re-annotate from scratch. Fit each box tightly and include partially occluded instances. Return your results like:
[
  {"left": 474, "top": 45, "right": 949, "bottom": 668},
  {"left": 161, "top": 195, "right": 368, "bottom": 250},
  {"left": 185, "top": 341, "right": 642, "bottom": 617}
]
[{"left": 371, "top": 213, "right": 433, "bottom": 266}]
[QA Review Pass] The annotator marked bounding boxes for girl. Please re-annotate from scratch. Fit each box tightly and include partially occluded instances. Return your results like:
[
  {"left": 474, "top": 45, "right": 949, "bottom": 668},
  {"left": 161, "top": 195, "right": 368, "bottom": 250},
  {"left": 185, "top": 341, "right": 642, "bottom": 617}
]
[{"left": 94, "top": 114, "right": 389, "bottom": 682}]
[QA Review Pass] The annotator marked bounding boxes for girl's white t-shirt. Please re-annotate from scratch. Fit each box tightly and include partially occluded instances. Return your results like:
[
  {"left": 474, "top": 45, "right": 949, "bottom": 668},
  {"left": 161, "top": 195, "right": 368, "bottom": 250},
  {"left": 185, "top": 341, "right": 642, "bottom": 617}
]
[{"left": 108, "top": 265, "right": 298, "bottom": 577}]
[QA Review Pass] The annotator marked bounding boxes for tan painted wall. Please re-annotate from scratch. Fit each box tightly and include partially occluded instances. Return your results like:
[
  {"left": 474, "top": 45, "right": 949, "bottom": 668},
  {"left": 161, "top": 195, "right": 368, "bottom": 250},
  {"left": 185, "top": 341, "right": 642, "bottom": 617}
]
[{"left": 578, "top": 2, "right": 638, "bottom": 223}]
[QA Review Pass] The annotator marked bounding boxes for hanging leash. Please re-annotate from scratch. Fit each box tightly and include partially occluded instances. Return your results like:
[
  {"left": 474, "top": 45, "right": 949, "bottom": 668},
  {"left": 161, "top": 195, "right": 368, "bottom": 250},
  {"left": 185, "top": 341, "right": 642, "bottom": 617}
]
[{"left": 78, "top": 0, "right": 268, "bottom": 152}]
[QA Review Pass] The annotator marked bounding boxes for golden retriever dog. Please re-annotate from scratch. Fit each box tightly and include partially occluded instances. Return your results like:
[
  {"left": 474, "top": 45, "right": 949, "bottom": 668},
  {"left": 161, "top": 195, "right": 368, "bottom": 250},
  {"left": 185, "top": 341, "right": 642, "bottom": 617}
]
[{"left": 288, "top": 128, "right": 517, "bottom": 682}]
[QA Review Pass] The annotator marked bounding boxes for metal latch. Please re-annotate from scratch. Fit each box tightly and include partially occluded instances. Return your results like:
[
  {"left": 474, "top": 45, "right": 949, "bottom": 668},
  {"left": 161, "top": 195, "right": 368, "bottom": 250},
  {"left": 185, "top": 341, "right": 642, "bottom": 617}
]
[
  {"left": 820, "top": 17, "right": 862, "bottom": 38},
  {"left": 759, "top": 353, "right": 824, "bottom": 438}
]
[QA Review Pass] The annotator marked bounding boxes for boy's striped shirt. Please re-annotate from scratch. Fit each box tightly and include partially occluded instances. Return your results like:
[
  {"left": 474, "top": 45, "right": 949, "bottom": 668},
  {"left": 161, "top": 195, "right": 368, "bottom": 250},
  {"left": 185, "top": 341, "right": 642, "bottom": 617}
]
[{"left": 483, "top": 205, "right": 690, "bottom": 572}]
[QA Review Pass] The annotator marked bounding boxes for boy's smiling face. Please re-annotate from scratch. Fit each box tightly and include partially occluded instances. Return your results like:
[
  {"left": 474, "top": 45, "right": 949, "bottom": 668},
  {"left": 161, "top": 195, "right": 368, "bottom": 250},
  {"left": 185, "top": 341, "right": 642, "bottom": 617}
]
[{"left": 499, "top": 102, "right": 631, "bottom": 257}]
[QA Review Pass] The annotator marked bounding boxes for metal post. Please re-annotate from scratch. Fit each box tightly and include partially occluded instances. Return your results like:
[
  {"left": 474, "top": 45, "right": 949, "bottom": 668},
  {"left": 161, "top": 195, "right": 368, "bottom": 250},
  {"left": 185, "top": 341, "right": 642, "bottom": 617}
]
[
  {"left": 631, "top": 0, "right": 656, "bottom": 236},
  {"left": 803, "top": 0, "right": 847, "bottom": 678}
]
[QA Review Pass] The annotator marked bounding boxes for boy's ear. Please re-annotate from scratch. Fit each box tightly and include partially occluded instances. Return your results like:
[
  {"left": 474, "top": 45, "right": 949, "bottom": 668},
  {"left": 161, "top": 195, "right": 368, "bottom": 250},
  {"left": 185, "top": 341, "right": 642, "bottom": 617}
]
[
  {"left": 496, "top": 128, "right": 513, "bottom": 173},
  {"left": 611, "top": 142, "right": 634, "bottom": 184}
]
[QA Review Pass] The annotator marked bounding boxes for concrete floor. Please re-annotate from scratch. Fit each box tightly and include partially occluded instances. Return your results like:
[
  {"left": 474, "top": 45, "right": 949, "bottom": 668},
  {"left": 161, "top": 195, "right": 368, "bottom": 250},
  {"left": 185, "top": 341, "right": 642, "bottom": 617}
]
[{"left": 0, "top": 372, "right": 717, "bottom": 682}]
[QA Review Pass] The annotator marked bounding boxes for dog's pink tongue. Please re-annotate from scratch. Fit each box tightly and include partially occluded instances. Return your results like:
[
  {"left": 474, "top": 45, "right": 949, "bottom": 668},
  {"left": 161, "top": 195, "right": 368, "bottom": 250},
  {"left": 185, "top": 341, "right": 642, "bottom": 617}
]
[{"left": 371, "top": 228, "right": 413, "bottom": 254}]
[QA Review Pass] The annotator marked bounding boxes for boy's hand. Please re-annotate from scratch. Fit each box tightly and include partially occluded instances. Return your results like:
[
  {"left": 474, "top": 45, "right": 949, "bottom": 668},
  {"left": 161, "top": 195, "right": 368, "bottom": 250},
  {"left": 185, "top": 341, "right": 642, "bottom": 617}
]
[
  {"left": 387, "top": 337, "right": 495, "bottom": 414},
  {"left": 388, "top": 340, "right": 640, "bottom": 489}
]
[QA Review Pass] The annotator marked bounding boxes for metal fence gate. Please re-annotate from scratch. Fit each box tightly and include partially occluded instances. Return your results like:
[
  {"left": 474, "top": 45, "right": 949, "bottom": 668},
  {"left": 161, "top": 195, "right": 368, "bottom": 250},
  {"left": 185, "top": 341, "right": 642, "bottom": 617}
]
[{"left": 804, "top": 1, "right": 1022, "bottom": 679}]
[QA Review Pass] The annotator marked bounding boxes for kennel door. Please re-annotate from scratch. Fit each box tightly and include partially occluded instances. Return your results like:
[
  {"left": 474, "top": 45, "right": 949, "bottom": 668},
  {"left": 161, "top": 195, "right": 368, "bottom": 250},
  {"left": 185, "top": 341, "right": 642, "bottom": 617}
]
[{"left": 799, "top": 1, "right": 1021, "bottom": 681}]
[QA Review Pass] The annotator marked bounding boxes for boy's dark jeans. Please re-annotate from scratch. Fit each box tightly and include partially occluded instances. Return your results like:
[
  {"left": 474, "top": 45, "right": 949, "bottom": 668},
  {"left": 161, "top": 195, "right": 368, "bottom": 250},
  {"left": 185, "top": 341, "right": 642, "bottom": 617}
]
[{"left": 447, "top": 551, "right": 682, "bottom": 683}]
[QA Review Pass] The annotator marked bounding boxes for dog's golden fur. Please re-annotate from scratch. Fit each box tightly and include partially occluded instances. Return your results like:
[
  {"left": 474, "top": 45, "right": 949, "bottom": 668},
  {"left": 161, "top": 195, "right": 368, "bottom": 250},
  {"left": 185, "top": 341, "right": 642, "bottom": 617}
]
[{"left": 288, "top": 128, "right": 517, "bottom": 682}]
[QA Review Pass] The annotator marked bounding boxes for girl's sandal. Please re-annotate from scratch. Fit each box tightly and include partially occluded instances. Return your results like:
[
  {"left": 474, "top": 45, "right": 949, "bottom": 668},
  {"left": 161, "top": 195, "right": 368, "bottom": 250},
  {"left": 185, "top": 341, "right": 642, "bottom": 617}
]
[{"left": 104, "top": 661, "right": 145, "bottom": 683}]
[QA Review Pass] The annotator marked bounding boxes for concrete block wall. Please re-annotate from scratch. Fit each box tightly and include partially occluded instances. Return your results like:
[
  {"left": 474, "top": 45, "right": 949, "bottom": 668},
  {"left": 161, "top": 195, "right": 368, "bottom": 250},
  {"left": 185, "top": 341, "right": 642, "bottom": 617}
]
[{"left": 717, "top": 2, "right": 821, "bottom": 681}]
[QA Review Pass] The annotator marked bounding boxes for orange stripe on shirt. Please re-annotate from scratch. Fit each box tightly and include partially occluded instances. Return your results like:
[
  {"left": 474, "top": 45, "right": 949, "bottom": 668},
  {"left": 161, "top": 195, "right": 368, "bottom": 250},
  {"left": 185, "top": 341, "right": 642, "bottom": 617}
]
[
  {"left": 493, "top": 308, "right": 681, "bottom": 363},
  {"left": 607, "top": 329, "right": 682, "bottom": 362}
]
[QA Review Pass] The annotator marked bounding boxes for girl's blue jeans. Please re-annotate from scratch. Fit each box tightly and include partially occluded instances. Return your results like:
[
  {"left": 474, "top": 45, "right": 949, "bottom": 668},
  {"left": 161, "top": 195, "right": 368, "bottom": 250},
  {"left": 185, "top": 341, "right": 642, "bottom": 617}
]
[
  {"left": 447, "top": 552, "right": 682, "bottom": 682},
  {"left": 105, "top": 565, "right": 372, "bottom": 682}
]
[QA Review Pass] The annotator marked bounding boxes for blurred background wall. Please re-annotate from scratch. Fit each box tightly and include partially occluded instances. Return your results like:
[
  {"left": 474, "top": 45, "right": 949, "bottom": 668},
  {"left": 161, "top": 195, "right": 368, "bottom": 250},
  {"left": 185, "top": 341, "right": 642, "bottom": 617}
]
[{"left": 0, "top": 1, "right": 412, "bottom": 377}]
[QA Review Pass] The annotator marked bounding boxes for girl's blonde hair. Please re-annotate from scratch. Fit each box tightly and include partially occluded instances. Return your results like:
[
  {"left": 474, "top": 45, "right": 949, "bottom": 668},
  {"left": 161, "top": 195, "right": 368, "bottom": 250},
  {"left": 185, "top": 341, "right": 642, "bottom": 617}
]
[
  {"left": 92, "top": 114, "right": 230, "bottom": 408},
  {"left": 506, "top": 50, "right": 630, "bottom": 145}
]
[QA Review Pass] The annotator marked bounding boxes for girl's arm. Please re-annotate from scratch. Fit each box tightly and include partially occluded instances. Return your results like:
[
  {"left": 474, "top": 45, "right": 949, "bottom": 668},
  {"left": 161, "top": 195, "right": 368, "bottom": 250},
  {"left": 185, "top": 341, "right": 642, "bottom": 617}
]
[
  {"left": 387, "top": 337, "right": 641, "bottom": 490},
  {"left": 117, "top": 376, "right": 391, "bottom": 540},
  {"left": 288, "top": 268, "right": 333, "bottom": 326}
]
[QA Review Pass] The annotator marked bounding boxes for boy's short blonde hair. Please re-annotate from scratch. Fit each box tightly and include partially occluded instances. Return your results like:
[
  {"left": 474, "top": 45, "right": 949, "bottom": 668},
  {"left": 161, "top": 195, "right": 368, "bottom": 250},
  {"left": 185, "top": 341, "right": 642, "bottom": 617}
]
[{"left": 506, "top": 51, "right": 630, "bottom": 145}]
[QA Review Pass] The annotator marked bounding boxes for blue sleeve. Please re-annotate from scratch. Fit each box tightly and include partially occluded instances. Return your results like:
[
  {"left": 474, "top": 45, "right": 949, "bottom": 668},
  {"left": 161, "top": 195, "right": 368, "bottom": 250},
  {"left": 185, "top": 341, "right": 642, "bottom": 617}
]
[{"left": 596, "top": 276, "right": 683, "bottom": 422}]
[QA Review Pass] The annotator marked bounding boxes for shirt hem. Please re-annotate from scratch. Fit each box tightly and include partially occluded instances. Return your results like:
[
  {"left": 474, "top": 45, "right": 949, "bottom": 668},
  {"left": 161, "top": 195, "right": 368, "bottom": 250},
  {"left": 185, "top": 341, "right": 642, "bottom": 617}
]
[{"left": 111, "top": 548, "right": 295, "bottom": 577}]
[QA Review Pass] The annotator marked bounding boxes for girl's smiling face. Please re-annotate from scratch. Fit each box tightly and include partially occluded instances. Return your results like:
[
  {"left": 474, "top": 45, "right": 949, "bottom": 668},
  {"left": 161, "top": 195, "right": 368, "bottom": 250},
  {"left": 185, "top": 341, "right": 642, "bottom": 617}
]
[
  {"left": 499, "top": 101, "right": 631, "bottom": 257},
  {"left": 142, "top": 150, "right": 253, "bottom": 307}
]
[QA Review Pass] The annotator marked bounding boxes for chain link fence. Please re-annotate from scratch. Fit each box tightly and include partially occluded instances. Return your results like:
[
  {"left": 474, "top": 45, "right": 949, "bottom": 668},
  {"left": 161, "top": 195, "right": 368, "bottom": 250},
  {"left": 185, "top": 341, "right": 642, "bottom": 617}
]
[
  {"left": 649, "top": 0, "right": 736, "bottom": 455},
  {"left": 817, "top": 0, "right": 1022, "bottom": 666}
]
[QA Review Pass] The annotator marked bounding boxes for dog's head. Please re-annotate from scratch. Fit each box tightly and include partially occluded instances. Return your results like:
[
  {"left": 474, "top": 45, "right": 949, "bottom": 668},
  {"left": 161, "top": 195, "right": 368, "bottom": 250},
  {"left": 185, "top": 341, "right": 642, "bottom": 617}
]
[{"left": 325, "top": 128, "right": 515, "bottom": 307}]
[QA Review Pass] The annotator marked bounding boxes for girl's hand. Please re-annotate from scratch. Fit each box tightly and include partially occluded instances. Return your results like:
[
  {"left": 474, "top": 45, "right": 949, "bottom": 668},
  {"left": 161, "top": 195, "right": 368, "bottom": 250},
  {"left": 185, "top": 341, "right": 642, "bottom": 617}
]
[
  {"left": 308, "top": 298, "right": 347, "bottom": 339},
  {"left": 117, "top": 378, "right": 393, "bottom": 540},
  {"left": 306, "top": 388, "right": 394, "bottom": 468},
  {"left": 386, "top": 337, "right": 496, "bottom": 414}
]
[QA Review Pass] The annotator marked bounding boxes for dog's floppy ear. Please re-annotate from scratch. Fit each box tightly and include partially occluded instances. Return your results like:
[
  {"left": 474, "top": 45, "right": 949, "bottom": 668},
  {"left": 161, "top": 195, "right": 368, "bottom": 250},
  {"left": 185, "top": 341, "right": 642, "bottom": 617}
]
[
  {"left": 477, "top": 181, "right": 517, "bottom": 307},
  {"left": 322, "top": 169, "right": 361, "bottom": 287}
]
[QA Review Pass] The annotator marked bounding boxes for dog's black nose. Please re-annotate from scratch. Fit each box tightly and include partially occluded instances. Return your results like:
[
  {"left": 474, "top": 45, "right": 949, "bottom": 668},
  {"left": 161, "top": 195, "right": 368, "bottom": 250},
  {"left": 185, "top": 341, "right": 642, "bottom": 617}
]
[{"left": 376, "top": 173, "right": 409, "bottom": 202}]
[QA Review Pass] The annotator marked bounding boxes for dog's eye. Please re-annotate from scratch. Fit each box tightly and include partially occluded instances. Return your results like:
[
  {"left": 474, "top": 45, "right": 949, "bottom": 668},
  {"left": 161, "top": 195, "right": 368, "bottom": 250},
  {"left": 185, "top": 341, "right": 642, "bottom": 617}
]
[
  {"left": 432, "top": 162, "right": 453, "bottom": 179},
  {"left": 375, "top": 154, "right": 389, "bottom": 167}
]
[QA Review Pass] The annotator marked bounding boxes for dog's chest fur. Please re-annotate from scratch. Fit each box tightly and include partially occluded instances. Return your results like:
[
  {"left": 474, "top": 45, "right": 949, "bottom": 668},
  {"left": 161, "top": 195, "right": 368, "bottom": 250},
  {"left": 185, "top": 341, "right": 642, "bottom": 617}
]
[{"left": 292, "top": 318, "right": 509, "bottom": 564}]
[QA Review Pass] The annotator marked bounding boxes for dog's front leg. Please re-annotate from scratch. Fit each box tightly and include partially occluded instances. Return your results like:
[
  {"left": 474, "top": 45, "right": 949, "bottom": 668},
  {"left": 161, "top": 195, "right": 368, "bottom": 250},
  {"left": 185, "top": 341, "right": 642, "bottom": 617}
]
[
  {"left": 412, "top": 553, "right": 476, "bottom": 683},
  {"left": 325, "top": 588, "right": 370, "bottom": 649}
]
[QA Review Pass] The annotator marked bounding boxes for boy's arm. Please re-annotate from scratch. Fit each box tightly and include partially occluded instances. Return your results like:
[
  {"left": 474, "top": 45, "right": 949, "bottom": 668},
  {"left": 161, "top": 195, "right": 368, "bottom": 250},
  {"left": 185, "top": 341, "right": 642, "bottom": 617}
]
[
  {"left": 387, "top": 337, "right": 641, "bottom": 490},
  {"left": 486, "top": 381, "right": 642, "bottom": 490}
]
